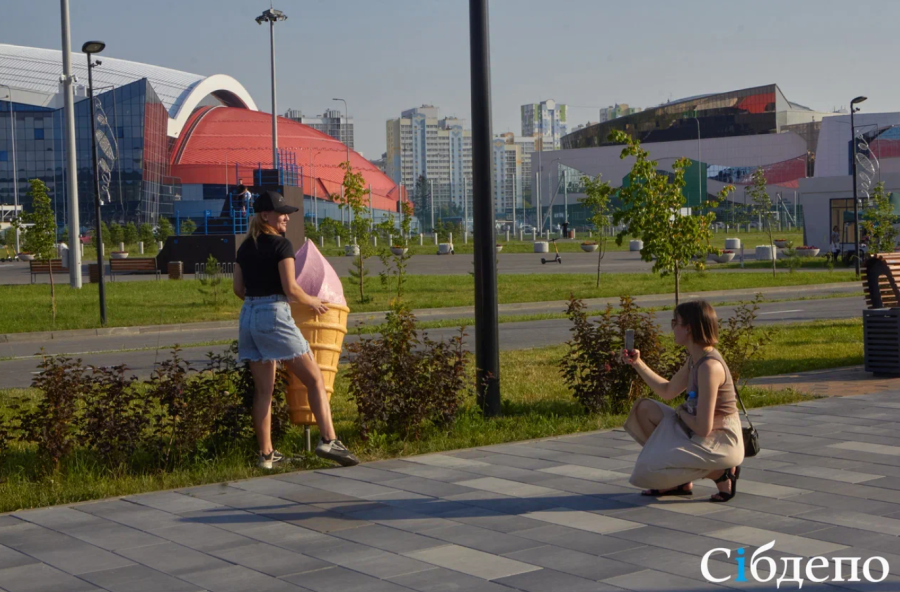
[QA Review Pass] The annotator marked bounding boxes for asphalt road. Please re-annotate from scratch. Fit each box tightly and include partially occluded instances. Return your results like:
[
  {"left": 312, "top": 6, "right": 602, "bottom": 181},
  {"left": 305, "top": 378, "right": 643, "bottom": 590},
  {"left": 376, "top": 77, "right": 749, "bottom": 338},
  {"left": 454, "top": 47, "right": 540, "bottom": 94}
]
[
  {"left": 0, "top": 295, "right": 864, "bottom": 389},
  {"left": 0, "top": 249, "right": 827, "bottom": 284}
]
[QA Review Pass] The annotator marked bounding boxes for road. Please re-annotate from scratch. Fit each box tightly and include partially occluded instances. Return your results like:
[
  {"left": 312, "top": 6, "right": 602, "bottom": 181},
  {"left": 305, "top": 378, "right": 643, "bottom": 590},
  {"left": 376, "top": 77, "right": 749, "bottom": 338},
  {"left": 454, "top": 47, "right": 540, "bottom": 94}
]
[
  {"left": 0, "top": 295, "right": 864, "bottom": 388},
  {"left": 0, "top": 249, "right": 830, "bottom": 284}
]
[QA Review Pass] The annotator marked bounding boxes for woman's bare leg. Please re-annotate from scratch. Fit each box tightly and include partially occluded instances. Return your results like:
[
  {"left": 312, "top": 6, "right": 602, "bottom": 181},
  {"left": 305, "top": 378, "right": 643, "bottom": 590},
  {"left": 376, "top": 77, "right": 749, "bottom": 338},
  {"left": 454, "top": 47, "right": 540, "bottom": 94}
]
[
  {"left": 249, "top": 361, "right": 277, "bottom": 454},
  {"left": 283, "top": 352, "right": 337, "bottom": 441}
]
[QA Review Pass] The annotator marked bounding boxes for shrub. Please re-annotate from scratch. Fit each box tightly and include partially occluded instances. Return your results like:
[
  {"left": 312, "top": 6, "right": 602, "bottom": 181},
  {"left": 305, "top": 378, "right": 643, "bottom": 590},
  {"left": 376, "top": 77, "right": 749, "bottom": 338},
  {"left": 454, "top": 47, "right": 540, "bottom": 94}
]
[
  {"left": 180, "top": 219, "right": 197, "bottom": 236},
  {"left": 123, "top": 222, "right": 139, "bottom": 246},
  {"left": 716, "top": 293, "right": 773, "bottom": 386},
  {"left": 79, "top": 365, "right": 149, "bottom": 467},
  {"left": 154, "top": 217, "right": 174, "bottom": 243},
  {"left": 347, "top": 301, "right": 469, "bottom": 439},
  {"left": 108, "top": 222, "right": 124, "bottom": 246},
  {"left": 138, "top": 223, "right": 154, "bottom": 245},
  {"left": 560, "top": 295, "right": 683, "bottom": 414}
]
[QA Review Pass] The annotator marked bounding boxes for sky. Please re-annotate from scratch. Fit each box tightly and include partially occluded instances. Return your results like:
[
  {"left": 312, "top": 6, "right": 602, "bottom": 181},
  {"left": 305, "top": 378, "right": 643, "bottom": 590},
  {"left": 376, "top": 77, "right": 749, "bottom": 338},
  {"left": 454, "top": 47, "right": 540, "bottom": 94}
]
[{"left": 4, "top": 0, "right": 900, "bottom": 159}]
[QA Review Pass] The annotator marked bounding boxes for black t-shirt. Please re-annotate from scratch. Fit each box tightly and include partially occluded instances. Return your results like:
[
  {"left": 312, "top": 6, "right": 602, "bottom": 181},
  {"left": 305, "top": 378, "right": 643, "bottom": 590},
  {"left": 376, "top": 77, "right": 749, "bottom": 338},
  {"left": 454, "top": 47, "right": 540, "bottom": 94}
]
[{"left": 236, "top": 234, "right": 295, "bottom": 297}]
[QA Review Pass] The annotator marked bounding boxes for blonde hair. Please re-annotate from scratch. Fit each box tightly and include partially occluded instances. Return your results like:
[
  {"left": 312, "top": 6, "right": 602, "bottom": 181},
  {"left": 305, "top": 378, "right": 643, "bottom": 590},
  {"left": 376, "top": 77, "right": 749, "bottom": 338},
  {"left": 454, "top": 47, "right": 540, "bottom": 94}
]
[{"left": 249, "top": 214, "right": 278, "bottom": 244}]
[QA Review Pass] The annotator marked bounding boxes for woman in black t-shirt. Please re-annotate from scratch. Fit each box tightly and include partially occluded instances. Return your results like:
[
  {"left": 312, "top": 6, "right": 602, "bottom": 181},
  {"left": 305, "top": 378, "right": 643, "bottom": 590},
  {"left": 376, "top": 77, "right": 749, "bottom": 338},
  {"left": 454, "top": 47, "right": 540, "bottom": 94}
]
[{"left": 234, "top": 190, "right": 358, "bottom": 469}]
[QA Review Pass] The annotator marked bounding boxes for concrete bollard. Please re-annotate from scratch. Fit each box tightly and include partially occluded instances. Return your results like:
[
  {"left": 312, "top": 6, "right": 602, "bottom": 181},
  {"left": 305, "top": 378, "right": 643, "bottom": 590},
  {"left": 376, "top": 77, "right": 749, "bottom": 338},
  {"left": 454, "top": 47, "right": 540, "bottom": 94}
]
[
  {"left": 80, "top": 243, "right": 85, "bottom": 257},
  {"left": 319, "top": 236, "right": 324, "bottom": 248},
  {"left": 464, "top": 231, "right": 468, "bottom": 245},
  {"left": 139, "top": 241, "right": 144, "bottom": 254},
  {"left": 419, "top": 233, "right": 424, "bottom": 246},
  {"left": 506, "top": 230, "right": 510, "bottom": 242},
  {"left": 119, "top": 242, "right": 125, "bottom": 252},
  {"left": 373, "top": 236, "right": 377, "bottom": 247},
  {"left": 388, "top": 234, "right": 393, "bottom": 247},
  {"left": 532, "top": 229, "right": 536, "bottom": 241},
  {"left": 434, "top": 233, "right": 438, "bottom": 245},
  {"left": 158, "top": 241, "right": 163, "bottom": 250},
  {"left": 449, "top": 232, "right": 453, "bottom": 245},
  {"left": 337, "top": 236, "right": 341, "bottom": 248},
  {"left": 589, "top": 231, "right": 593, "bottom": 238}
]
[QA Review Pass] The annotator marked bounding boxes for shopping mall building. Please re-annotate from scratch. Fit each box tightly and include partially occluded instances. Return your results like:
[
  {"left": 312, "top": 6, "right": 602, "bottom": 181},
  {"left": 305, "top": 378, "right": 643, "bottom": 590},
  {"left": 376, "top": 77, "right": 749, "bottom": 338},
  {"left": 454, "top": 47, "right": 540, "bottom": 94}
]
[{"left": 0, "top": 44, "right": 401, "bottom": 233}]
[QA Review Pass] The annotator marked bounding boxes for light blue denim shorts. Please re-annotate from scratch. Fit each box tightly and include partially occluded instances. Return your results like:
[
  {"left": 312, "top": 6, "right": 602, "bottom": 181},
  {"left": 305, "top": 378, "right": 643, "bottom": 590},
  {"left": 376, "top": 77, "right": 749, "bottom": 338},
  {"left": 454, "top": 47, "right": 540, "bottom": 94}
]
[{"left": 238, "top": 295, "right": 310, "bottom": 363}]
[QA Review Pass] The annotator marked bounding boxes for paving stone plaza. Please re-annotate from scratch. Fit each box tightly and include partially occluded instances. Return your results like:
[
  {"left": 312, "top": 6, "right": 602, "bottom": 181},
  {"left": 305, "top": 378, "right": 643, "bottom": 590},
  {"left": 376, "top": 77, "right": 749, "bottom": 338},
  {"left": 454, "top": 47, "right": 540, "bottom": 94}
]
[{"left": 4, "top": 389, "right": 900, "bottom": 591}]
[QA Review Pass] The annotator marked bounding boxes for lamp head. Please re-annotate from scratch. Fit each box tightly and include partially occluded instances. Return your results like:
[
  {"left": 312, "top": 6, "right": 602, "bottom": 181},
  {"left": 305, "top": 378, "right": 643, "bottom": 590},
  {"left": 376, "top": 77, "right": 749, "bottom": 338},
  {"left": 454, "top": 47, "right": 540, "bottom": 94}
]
[
  {"left": 256, "top": 8, "right": 287, "bottom": 24},
  {"left": 81, "top": 41, "right": 106, "bottom": 54},
  {"left": 851, "top": 96, "right": 868, "bottom": 105}
]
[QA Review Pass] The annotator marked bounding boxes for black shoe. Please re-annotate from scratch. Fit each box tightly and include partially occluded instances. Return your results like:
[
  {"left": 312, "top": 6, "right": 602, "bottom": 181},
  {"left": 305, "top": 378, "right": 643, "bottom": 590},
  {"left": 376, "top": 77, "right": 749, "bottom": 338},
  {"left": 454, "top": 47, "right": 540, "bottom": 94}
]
[
  {"left": 315, "top": 439, "right": 360, "bottom": 467},
  {"left": 641, "top": 483, "right": 693, "bottom": 497},
  {"left": 710, "top": 466, "right": 740, "bottom": 503}
]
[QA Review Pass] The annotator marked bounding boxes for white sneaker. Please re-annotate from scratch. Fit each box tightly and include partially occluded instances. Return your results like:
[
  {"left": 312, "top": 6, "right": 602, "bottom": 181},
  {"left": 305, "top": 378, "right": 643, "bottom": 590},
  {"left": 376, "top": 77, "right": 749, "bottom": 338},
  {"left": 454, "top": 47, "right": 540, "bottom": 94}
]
[
  {"left": 315, "top": 439, "right": 360, "bottom": 467},
  {"left": 257, "top": 449, "right": 285, "bottom": 470}
]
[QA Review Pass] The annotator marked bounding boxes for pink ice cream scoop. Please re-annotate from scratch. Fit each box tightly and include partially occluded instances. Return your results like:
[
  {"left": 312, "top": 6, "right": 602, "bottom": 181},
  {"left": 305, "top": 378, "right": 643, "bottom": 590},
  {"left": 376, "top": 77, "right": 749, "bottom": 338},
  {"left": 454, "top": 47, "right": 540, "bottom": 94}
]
[{"left": 294, "top": 239, "right": 346, "bottom": 306}]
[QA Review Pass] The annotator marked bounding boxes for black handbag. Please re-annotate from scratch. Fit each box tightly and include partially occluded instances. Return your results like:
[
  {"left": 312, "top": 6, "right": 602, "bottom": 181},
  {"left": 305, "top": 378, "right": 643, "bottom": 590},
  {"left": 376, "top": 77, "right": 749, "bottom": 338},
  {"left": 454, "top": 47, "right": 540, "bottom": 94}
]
[{"left": 734, "top": 387, "right": 760, "bottom": 457}]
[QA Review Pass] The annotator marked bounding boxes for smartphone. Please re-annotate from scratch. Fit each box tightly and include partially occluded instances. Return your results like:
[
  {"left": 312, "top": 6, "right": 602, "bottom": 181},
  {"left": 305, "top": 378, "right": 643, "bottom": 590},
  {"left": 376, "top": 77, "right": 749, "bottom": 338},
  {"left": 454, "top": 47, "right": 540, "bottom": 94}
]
[{"left": 624, "top": 329, "right": 635, "bottom": 353}]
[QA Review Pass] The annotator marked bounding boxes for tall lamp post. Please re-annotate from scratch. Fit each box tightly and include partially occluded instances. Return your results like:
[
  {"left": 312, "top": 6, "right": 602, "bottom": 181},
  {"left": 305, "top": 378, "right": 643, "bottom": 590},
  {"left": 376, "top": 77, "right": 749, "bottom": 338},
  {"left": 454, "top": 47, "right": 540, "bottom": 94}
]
[
  {"left": 0, "top": 84, "right": 20, "bottom": 255},
  {"left": 256, "top": 8, "right": 287, "bottom": 171},
  {"left": 82, "top": 40, "right": 107, "bottom": 326},
  {"left": 691, "top": 116, "right": 702, "bottom": 207},
  {"left": 333, "top": 98, "right": 349, "bottom": 226},
  {"left": 851, "top": 96, "right": 867, "bottom": 279}
]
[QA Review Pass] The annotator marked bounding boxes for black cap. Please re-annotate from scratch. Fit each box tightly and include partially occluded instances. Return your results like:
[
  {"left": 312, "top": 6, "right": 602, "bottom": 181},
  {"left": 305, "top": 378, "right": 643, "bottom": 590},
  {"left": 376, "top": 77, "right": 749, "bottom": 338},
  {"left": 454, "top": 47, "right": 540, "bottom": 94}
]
[{"left": 254, "top": 190, "right": 298, "bottom": 214}]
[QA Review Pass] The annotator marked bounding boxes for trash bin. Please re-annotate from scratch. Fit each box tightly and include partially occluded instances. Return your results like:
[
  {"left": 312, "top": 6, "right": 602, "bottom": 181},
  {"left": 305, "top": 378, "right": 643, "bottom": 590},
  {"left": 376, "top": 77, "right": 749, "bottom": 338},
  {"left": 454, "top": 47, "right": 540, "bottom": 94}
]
[
  {"left": 88, "top": 263, "right": 101, "bottom": 283},
  {"left": 567, "top": 230, "right": 575, "bottom": 239},
  {"left": 168, "top": 261, "right": 183, "bottom": 280}
]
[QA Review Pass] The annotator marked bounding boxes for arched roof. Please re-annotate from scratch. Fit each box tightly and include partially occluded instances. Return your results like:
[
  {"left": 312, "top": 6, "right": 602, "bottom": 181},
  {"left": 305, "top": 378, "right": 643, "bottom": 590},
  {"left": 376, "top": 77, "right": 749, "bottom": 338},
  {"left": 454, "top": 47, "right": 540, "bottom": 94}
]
[
  {"left": 0, "top": 44, "right": 256, "bottom": 134},
  {"left": 170, "top": 106, "right": 403, "bottom": 208}
]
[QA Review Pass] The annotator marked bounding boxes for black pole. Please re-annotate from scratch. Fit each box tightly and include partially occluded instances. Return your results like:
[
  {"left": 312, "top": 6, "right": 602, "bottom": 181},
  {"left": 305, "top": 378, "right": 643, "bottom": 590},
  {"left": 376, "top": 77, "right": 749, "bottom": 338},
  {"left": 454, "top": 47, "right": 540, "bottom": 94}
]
[
  {"left": 468, "top": 0, "right": 500, "bottom": 416},
  {"left": 87, "top": 55, "right": 107, "bottom": 325},
  {"left": 851, "top": 105, "right": 861, "bottom": 279}
]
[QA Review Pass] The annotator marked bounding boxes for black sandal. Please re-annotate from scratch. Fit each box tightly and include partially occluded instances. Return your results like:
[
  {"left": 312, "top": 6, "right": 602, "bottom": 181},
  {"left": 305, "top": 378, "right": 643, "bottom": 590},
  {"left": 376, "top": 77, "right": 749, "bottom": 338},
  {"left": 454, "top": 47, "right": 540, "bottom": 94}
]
[
  {"left": 641, "top": 482, "right": 693, "bottom": 497},
  {"left": 710, "top": 466, "right": 741, "bottom": 503}
]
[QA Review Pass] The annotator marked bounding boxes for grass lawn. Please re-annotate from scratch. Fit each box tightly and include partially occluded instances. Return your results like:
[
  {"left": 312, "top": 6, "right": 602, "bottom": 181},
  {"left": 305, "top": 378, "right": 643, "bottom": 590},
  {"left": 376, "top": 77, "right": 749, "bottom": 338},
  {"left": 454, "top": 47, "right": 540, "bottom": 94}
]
[
  {"left": 313, "top": 229, "right": 805, "bottom": 257},
  {"left": 0, "top": 270, "right": 857, "bottom": 334},
  {"left": 1, "top": 315, "right": 841, "bottom": 512}
]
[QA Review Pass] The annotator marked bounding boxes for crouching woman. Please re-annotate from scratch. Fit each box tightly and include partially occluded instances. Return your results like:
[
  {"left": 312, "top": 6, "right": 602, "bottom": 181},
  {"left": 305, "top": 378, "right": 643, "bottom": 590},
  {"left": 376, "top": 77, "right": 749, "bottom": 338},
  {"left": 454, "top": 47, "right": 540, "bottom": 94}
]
[{"left": 622, "top": 300, "right": 744, "bottom": 503}]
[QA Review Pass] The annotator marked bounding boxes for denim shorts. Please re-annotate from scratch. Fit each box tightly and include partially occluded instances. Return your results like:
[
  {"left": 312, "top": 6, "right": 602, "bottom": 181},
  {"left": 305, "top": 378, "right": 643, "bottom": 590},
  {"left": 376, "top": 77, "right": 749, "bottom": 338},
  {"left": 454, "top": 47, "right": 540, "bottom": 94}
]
[{"left": 238, "top": 295, "right": 311, "bottom": 363}]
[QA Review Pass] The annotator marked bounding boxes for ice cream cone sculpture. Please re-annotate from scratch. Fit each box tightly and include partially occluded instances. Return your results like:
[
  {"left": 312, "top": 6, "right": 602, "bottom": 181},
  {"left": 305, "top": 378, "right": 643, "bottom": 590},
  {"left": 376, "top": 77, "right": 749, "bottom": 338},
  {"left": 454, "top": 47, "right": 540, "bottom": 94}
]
[{"left": 286, "top": 240, "right": 349, "bottom": 425}]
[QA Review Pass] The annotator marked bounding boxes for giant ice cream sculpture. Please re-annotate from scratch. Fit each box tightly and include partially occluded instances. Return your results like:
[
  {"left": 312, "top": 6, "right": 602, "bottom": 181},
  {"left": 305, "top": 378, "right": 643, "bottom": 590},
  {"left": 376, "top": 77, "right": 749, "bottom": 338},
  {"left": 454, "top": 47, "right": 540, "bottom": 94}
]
[{"left": 286, "top": 240, "right": 349, "bottom": 425}]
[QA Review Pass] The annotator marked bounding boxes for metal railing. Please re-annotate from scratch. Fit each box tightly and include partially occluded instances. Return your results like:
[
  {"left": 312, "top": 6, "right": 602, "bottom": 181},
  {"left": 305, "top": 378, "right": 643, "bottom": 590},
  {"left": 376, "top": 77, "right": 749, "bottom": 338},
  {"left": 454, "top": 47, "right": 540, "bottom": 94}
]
[
  {"left": 175, "top": 201, "right": 256, "bottom": 236},
  {"left": 194, "top": 261, "right": 234, "bottom": 279}
]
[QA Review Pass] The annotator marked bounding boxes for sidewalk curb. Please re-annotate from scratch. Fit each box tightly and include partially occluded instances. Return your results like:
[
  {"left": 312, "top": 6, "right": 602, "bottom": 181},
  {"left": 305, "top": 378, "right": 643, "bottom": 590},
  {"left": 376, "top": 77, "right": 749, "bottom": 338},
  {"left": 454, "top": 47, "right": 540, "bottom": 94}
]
[{"left": 0, "top": 282, "right": 859, "bottom": 344}]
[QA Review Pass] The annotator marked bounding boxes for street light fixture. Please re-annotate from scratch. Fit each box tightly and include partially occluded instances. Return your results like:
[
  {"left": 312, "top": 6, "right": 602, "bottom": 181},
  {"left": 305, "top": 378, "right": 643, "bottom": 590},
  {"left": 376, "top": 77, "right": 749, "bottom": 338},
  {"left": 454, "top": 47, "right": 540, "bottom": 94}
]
[
  {"left": 0, "top": 84, "right": 20, "bottom": 255},
  {"left": 256, "top": 8, "right": 287, "bottom": 171},
  {"left": 82, "top": 40, "right": 107, "bottom": 326},
  {"left": 851, "top": 95, "right": 867, "bottom": 279}
]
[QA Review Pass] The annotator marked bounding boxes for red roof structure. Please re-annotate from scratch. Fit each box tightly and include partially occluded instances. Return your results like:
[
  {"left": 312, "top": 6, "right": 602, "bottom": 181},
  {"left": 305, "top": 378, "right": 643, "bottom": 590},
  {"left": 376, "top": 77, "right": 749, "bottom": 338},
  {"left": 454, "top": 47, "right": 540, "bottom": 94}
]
[{"left": 170, "top": 106, "right": 403, "bottom": 211}]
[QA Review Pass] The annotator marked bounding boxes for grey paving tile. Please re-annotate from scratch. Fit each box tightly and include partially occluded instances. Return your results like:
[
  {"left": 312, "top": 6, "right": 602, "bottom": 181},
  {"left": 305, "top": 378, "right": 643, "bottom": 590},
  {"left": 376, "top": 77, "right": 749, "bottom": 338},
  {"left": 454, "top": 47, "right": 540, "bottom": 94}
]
[
  {"left": 320, "top": 465, "right": 408, "bottom": 483},
  {"left": 0, "top": 563, "right": 103, "bottom": 592},
  {"left": 346, "top": 550, "right": 436, "bottom": 579},
  {"left": 797, "top": 508, "right": 900, "bottom": 536},
  {"left": 179, "top": 564, "right": 308, "bottom": 592},
  {"left": 604, "top": 543, "right": 737, "bottom": 583},
  {"left": 503, "top": 544, "right": 644, "bottom": 580},
  {"left": 124, "top": 491, "right": 224, "bottom": 514},
  {"left": 455, "top": 477, "right": 560, "bottom": 498},
  {"left": 0, "top": 523, "right": 135, "bottom": 575},
  {"left": 377, "top": 475, "right": 476, "bottom": 498},
  {"left": 282, "top": 565, "right": 412, "bottom": 592},
  {"left": 421, "top": 523, "right": 543, "bottom": 554},
  {"left": 523, "top": 507, "right": 644, "bottom": 534},
  {"left": 495, "top": 568, "right": 616, "bottom": 592},
  {"left": 81, "top": 564, "right": 204, "bottom": 592},
  {"left": 513, "top": 524, "right": 647, "bottom": 556},
  {"left": 538, "top": 464, "right": 632, "bottom": 482},
  {"left": 703, "top": 507, "right": 832, "bottom": 536},
  {"left": 255, "top": 503, "right": 371, "bottom": 533},
  {"left": 705, "top": 525, "right": 848, "bottom": 557},
  {"left": 805, "top": 525, "right": 900, "bottom": 555},
  {"left": 116, "top": 541, "right": 229, "bottom": 576},
  {"left": 0, "top": 545, "right": 37, "bottom": 572},
  {"left": 404, "top": 544, "right": 541, "bottom": 580},
  {"left": 345, "top": 505, "right": 458, "bottom": 534},
  {"left": 148, "top": 521, "right": 255, "bottom": 552},
  {"left": 371, "top": 462, "right": 479, "bottom": 483},
  {"left": 442, "top": 490, "right": 558, "bottom": 515},
  {"left": 299, "top": 538, "right": 386, "bottom": 565},
  {"left": 0, "top": 516, "right": 24, "bottom": 529},
  {"left": 724, "top": 493, "right": 819, "bottom": 517},
  {"left": 211, "top": 541, "right": 331, "bottom": 577},
  {"left": 475, "top": 453, "right": 565, "bottom": 471},
  {"left": 74, "top": 500, "right": 183, "bottom": 530},
  {"left": 388, "top": 566, "right": 513, "bottom": 592},
  {"left": 56, "top": 518, "right": 167, "bottom": 551},
  {"left": 332, "top": 524, "right": 447, "bottom": 553},
  {"left": 437, "top": 508, "right": 549, "bottom": 534},
  {"left": 788, "top": 491, "right": 900, "bottom": 516},
  {"left": 602, "top": 568, "right": 724, "bottom": 592},
  {"left": 403, "top": 454, "right": 493, "bottom": 470}
]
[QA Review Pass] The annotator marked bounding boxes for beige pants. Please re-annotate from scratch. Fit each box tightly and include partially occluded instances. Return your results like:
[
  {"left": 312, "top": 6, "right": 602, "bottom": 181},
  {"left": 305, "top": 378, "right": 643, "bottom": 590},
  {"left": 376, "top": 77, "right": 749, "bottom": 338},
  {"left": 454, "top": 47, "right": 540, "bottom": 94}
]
[{"left": 624, "top": 399, "right": 745, "bottom": 490}]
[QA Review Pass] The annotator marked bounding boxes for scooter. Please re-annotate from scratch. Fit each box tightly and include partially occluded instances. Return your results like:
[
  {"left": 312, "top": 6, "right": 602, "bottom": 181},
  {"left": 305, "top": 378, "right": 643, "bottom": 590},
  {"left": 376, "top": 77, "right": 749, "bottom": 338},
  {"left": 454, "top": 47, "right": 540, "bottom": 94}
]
[{"left": 541, "top": 238, "right": 562, "bottom": 264}]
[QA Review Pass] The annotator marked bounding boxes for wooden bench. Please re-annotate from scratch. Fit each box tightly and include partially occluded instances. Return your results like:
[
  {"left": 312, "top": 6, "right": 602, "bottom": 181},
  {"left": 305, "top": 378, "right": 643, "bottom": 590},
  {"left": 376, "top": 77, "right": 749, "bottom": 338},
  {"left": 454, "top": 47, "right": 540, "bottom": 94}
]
[
  {"left": 864, "top": 252, "right": 900, "bottom": 308},
  {"left": 29, "top": 259, "right": 68, "bottom": 284},
  {"left": 109, "top": 258, "right": 161, "bottom": 281}
]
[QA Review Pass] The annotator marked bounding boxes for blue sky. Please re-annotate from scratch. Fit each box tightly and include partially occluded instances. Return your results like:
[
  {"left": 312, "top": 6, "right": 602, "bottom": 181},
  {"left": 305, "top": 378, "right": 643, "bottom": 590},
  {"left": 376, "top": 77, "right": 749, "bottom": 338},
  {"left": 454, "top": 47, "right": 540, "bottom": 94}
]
[{"left": 3, "top": 0, "right": 898, "bottom": 158}]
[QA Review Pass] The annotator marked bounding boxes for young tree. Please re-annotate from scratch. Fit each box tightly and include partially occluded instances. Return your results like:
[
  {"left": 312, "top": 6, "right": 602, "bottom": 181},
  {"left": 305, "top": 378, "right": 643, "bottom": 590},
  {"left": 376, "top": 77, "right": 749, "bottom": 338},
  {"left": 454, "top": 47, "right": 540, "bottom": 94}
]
[
  {"left": 412, "top": 175, "right": 432, "bottom": 233},
  {"left": 12, "top": 179, "right": 60, "bottom": 320},
  {"left": 108, "top": 222, "right": 124, "bottom": 246},
  {"left": 180, "top": 219, "right": 197, "bottom": 236},
  {"left": 336, "top": 162, "right": 374, "bottom": 303},
  {"left": 748, "top": 168, "right": 777, "bottom": 278},
  {"left": 123, "top": 222, "right": 138, "bottom": 246},
  {"left": 862, "top": 181, "right": 899, "bottom": 256},
  {"left": 155, "top": 217, "right": 173, "bottom": 243},
  {"left": 92, "top": 221, "right": 111, "bottom": 254},
  {"left": 582, "top": 174, "right": 614, "bottom": 288},
  {"left": 318, "top": 217, "right": 349, "bottom": 243},
  {"left": 610, "top": 131, "right": 733, "bottom": 305},
  {"left": 138, "top": 222, "right": 154, "bottom": 245},
  {"left": 380, "top": 201, "right": 415, "bottom": 299}
]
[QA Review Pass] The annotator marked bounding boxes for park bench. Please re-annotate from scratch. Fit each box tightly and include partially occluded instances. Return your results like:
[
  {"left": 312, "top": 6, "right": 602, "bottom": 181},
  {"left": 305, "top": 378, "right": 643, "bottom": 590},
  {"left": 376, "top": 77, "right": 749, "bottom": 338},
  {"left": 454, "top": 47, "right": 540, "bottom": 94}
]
[
  {"left": 29, "top": 259, "right": 68, "bottom": 284},
  {"left": 109, "top": 258, "right": 161, "bottom": 281},
  {"left": 863, "top": 252, "right": 900, "bottom": 309}
]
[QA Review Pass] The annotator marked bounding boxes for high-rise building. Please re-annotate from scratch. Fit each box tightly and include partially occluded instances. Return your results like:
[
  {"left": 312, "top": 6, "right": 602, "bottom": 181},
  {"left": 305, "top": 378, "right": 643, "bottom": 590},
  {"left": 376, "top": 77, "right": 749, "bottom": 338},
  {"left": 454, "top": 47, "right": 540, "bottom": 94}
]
[
  {"left": 521, "top": 100, "right": 567, "bottom": 151},
  {"left": 599, "top": 103, "right": 642, "bottom": 123},
  {"left": 285, "top": 108, "right": 354, "bottom": 150},
  {"left": 493, "top": 133, "right": 535, "bottom": 214},
  {"left": 385, "top": 105, "right": 472, "bottom": 211}
]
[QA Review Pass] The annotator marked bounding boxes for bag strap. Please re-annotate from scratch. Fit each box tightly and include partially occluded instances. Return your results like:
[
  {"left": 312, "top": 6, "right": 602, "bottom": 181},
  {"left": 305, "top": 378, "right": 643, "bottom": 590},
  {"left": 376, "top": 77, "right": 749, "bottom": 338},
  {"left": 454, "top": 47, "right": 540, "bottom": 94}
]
[{"left": 734, "top": 386, "right": 756, "bottom": 431}]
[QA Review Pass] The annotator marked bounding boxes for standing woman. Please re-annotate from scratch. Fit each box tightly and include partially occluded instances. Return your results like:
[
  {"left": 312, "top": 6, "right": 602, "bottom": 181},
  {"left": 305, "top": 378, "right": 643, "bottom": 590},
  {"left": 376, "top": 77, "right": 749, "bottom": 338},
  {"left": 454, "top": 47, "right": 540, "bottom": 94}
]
[
  {"left": 622, "top": 300, "right": 744, "bottom": 502},
  {"left": 234, "top": 190, "right": 359, "bottom": 469}
]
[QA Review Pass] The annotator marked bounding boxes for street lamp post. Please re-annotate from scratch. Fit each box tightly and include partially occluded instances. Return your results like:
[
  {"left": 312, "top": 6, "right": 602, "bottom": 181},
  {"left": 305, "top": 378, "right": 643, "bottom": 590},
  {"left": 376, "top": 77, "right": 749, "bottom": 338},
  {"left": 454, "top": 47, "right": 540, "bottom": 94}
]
[
  {"left": 256, "top": 8, "right": 287, "bottom": 171},
  {"left": 333, "top": 98, "right": 349, "bottom": 227},
  {"left": 82, "top": 41, "right": 107, "bottom": 325},
  {"left": 691, "top": 117, "right": 702, "bottom": 207},
  {"left": 851, "top": 95, "right": 868, "bottom": 278},
  {"left": 0, "top": 84, "right": 20, "bottom": 255}
]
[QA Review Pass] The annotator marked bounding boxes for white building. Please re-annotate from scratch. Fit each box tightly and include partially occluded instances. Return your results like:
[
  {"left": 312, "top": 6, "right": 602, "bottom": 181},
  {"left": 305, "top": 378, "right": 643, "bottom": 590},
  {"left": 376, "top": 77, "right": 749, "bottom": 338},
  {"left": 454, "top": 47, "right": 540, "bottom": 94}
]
[
  {"left": 385, "top": 105, "right": 472, "bottom": 211},
  {"left": 285, "top": 108, "right": 354, "bottom": 150},
  {"left": 521, "top": 100, "right": 568, "bottom": 151},
  {"left": 492, "top": 133, "right": 535, "bottom": 217}
]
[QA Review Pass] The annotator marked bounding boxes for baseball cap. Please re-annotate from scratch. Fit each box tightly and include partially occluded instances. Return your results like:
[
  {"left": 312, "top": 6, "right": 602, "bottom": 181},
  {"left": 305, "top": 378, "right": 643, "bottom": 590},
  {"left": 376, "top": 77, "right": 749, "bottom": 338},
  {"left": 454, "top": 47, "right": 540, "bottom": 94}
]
[{"left": 254, "top": 190, "right": 299, "bottom": 214}]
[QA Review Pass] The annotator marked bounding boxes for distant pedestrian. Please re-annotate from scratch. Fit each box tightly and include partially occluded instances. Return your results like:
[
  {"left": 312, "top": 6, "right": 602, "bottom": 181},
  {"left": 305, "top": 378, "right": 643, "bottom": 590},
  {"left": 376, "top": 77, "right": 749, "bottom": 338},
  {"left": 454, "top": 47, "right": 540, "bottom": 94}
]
[
  {"left": 236, "top": 181, "right": 251, "bottom": 218},
  {"left": 233, "top": 190, "right": 359, "bottom": 469},
  {"left": 622, "top": 300, "right": 744, "bottom": 503}
]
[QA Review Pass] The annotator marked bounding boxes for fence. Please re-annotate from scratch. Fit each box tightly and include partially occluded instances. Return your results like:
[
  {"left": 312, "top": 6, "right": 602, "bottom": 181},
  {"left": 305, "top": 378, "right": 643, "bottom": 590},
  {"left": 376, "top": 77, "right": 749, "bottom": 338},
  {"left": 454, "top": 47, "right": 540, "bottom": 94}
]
[
  {"left": 176, "top": 202, "right": 255, "bottom": 236},
  {"left": 194, "top": 261, "right": 234, "bottom": 280}
]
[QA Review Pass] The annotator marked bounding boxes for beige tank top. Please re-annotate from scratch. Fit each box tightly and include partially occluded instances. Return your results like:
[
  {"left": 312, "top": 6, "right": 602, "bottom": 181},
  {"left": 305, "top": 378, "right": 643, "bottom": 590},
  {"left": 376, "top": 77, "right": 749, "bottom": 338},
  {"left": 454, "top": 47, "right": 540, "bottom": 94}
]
[{"left": 688, "top": 349, "right": 738, "bottom": 417}]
